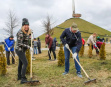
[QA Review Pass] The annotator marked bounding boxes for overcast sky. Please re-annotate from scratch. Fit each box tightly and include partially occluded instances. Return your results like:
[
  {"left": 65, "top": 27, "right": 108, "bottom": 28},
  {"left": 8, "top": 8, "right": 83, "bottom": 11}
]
[{"left": 0, "top": 0, "right": 111, "bottom": 41}]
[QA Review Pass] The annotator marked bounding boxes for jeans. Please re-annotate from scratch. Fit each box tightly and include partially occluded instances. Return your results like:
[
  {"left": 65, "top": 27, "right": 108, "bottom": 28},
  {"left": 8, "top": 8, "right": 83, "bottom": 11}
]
[
  {"left": 16, "top": 50, "right": 28, "bottom": 77},
  {"left": 64, "top": 46, "right": 81, "bottom": 73},
  {"left": 34, "top": 46, "right": 37, "bottom": 54}
]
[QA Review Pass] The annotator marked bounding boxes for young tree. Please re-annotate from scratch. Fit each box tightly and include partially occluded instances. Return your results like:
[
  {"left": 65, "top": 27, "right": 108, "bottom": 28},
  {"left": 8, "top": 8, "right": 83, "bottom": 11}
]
[
  {"left": 58, "top": 44, "right": 65, "bottom": 66},
  {"left": 79, "top": 45, "right": 84, "bottom": 57},
  {"left": 0, "top": 46, "right": 7, "bottom": 75},
  {"left": 88, "top": 44, "right": 93, "bottom": 58},
  {"left": 26, "top": 49, "right": 31, "bottom": 74},
  {"left": 99, "top": 43, "right": 106, "bottom": 60},
  {"left": 3, "top": 10, "right": 19, "bottom": 36}
]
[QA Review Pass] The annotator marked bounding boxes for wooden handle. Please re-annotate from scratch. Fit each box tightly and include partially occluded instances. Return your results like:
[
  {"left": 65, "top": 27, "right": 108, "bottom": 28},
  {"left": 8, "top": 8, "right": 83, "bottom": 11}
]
[
  {"left": 30, "top": 32, "right": 33, "bottom": 79},
  {"left": 67, "top": 47, "right": 90, "bottom": 78}
]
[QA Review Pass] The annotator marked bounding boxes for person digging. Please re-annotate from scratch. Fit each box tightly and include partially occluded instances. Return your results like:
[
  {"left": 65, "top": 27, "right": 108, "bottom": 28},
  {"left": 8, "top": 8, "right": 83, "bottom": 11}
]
[
  {"left": 45, "top": 34, "right": 56, "bottom": 60},
  {"left": 15, "top": 18, "right": 33, "bottom": 84},
  {"left": 4, "top": 35, "right": 15, "bottom": 65},
  {"left": 60, "top": 22, "right": 82, "bottom": 77}
]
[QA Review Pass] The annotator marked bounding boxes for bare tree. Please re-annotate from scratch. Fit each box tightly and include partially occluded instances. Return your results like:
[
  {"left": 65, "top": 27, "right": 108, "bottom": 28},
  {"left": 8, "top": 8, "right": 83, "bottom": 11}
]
[
  {"left": 42, "top": 15, "right": 55, "bottom": 36},
  {"left": 3, "top": 10, "right": 19, "bottom": 36}
]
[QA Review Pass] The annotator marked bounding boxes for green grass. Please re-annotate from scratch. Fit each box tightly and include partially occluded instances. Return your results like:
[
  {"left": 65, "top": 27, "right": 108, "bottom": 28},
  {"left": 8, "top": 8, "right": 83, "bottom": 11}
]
[
  {"left": 39, "top": 18, "right": 111, "bottom": 42},
  {"left": 1, "top": 44, "right": 111, "bottom": 87}
]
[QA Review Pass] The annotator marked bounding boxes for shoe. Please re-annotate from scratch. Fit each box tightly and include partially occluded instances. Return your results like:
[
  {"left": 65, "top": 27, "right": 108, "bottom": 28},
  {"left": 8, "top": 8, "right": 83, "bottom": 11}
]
[
  {"left": 77, "top": 73, "right": 82, "bottom": 78},
  {"left": 17, "top": 75, "right": 21, "bottom": 80},
  {"left": 17, "top": 76, "right": 21, "bottom": 80},
  {"left": 62, "top": 72, "right": 68, "bottom": 75},
  {"left": 20, "top": 76, "right": 27, "bottom": 84},
  {"left": 54, "top": 59, "right": 56, "bottom": 61},
  {"left": 7, "top": 63, "right": 10, "bottom": 65}
]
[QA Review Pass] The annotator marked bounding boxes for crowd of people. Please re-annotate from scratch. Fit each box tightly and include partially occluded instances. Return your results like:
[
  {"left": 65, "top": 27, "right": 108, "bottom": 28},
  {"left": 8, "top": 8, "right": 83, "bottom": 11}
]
[{"left": 3, "top": 18, "right": 108, "bottom": 84}]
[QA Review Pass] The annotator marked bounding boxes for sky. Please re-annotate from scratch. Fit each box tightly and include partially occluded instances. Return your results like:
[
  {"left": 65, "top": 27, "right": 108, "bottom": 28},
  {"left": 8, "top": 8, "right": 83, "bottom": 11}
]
[{"left": 0, "top": 0, "right": 111, "bottom": 41}]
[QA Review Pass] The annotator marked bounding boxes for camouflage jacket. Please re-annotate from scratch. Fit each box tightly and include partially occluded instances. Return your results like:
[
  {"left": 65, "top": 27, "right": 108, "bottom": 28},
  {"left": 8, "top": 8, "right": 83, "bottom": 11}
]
[{"left": 15, "top": 29, "right": 30, "bottom": 51}]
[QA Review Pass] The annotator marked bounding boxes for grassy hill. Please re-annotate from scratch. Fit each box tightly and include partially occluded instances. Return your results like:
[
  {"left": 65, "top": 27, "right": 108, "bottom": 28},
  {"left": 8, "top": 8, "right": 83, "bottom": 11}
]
[{"left": 39, "top": 18, "right": 111, "bottom": 41}]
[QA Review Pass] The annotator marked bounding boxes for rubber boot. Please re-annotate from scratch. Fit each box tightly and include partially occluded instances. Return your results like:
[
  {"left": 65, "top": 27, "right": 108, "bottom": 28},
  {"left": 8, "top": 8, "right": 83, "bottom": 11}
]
[
  {"left": 17, "top": 75, "right": 21, "bottom": 80},
  {"left": 20, "top": 76, "right": 27, "bottom": 84}
]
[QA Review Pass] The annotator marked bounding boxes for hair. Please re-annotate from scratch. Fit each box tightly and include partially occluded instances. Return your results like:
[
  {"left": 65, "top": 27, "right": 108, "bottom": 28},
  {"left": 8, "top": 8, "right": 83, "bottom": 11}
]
[{"left": 93, "top": 32, "right": 97, "bottom": 35}]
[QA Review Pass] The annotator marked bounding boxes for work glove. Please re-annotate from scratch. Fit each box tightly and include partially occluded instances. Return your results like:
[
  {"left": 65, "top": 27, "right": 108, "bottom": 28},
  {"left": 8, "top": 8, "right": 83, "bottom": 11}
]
[
  {"left": 73, "top": 52, "right": 77, "bottom": 58},
  {"left": 30, "top": 47, "right": 33, "bottom": 52},
  {"left": 8, "top": 48, "right": 10, "bottom": 51},
  {"left": 94, "top": 44, "right": 97, "bottom": 47},
  {"left": 65, "top": 44, "right": 69, "bottom": 49}
]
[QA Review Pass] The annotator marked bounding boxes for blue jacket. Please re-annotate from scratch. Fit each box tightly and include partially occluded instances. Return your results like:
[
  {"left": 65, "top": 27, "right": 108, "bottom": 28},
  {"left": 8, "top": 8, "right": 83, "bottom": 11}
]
[
  {"left": 60, "top": 28, "right": 82, "bottom": 53},
  {"left": 4, "top": 38, "right": 15, "bottom": 51},
  {"left": 53, "top": 37, "right": 57, "bottom": 47}
]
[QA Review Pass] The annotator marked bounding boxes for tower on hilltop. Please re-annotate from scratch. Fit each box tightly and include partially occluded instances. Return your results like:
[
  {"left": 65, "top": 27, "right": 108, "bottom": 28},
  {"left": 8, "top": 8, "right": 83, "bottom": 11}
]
[{"left": 72, "top": 0, "right": 81, "bottom": 18}]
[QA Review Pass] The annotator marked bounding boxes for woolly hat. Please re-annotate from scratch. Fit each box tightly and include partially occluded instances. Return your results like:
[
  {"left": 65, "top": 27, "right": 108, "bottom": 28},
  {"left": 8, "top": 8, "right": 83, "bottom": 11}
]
[
  {"left": 10, "top": 35, "right": 14, "bottom": 38},
  {"left": 22, "top": 18, "right": 29, "bottom": 26}
]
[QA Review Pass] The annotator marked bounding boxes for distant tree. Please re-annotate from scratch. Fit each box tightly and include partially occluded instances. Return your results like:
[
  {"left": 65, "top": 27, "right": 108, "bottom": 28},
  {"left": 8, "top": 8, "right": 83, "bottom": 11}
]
[
  {"left": 0, "top": 46, "right": 7, "bottom": 75},
  {"left": 3, "top": 10, "right": 19, "bottom": 36},
  {"left": 42, "top": 15, "right": 55, "bottom": 36},
  {"left": 88, "top": 44, "right": 93, "bottom": 58},
  {"left": 58, "top": 44, "right": 65, "bottom": 66},
  {"left": 79, "top": 45, "right": 84, "bottom": 57},
  {"left": 99, "top": 43, "right": 106, "bottom": 60}
]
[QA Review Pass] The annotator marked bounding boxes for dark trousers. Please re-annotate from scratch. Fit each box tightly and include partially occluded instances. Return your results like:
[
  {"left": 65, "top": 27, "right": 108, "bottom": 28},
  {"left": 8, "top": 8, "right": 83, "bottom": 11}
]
[
  {"left": 16, "top": 50, "right": 28, "bottom": 77},
  {"left": 38, "top": 47, "right": 41, "bottom": 54},
  {"left": 88, "top": 44, "right": 94, "bottom": 50},
  {"left": 48, "top": 47, "right": 56, "bottom": 60},
  {"left": 96, "top": 49, "right": 99, "bottom": 54},
  {"left": 6, "top": 51, "right": 15, "bottom": 65}
]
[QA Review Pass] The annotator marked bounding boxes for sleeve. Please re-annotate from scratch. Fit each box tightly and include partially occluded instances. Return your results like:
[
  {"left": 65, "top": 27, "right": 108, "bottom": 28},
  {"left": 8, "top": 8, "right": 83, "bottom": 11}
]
[
  {"left": 40, "top": 41, "right": 41, "bottom": 48},
  {"left": 91, "top": 36, "right": 96, "bottom": 45},
  {"left": 76, "top": 33, "right": 82, "bottom": 53},
  {"left": 60, "top": 30, "right": 66, "bottom": 45},
  {"left": 17, "top": 32, "right": 30, "bottom": 49},
  {"left": 10, "top": 40, "right": 15, "bottom": 49},
  {"left": 45, "top": 37, "right": 47, "bottom": 44},
  {"left": 49, "top": 38, "right": 53, "bottom": 49}
]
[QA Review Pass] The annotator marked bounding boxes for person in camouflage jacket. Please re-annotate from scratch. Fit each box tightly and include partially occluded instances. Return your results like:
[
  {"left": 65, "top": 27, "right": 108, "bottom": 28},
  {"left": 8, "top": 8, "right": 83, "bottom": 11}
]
[{"left": 15, "top": 18, "right": 33, "bottom": 84}]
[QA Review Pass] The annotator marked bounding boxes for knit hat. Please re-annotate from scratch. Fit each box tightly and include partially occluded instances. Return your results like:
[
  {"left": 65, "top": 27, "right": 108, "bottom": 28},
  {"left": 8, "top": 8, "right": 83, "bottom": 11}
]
[
  {"left": 22, "top": 18, "right": 29, "bottom": 26},
  {"left": 10, "top": 35, "right": 14, "bottom": 38},
  {"left": 71, "top": 22, "right": 78, "bottom": 30}
]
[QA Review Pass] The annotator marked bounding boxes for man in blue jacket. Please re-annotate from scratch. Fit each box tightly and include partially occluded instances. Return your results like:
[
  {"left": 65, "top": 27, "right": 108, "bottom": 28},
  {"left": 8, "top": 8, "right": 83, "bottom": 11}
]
[
  {"left": 4, "top": 35, "right": 15, "bottom": 65},
  {"left": 60, "top": 22, "right": 82, "bottom": 77}
]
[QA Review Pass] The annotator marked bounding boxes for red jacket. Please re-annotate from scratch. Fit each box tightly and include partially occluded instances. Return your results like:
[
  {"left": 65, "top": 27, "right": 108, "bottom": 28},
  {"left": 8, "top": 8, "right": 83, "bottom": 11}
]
[
  {"left": 45, "top": 36, "right": 53, "bottom": 49},
  {"left": 82, "top": 38, "right": 85, "bottom": 45},
  {"left": 94, "top": 41, "right": 104, "bottom": 49}
]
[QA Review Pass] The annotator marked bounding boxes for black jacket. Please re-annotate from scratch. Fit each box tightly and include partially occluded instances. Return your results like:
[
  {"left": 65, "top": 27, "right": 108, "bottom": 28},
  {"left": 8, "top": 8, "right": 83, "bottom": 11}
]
[{"left": 37, "top": 40, "right": 41, "bottom": 48}]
